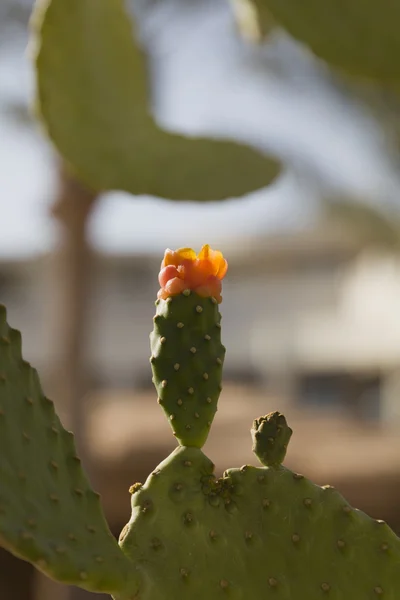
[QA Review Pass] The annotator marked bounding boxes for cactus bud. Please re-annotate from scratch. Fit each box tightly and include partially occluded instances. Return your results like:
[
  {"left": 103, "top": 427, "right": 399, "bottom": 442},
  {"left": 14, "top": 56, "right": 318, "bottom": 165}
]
[{"left": 251, "top": 412, "right": 292, "bottom": 466}]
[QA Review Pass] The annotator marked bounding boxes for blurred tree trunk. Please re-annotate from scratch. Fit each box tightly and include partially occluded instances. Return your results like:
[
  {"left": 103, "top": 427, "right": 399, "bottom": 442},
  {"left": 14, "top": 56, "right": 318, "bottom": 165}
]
[{"left": 33, "top": 161, "right": 99, "bottom": 600}]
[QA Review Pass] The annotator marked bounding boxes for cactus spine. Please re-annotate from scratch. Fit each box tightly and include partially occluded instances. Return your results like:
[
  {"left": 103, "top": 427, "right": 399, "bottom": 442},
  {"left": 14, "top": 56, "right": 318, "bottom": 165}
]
[{"left": 1, "top": 246, "right": 400, "bottom": 599}]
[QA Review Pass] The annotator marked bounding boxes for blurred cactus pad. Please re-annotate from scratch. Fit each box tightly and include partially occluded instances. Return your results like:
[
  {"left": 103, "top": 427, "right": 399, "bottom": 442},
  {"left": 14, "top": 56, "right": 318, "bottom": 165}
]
[
  {"left": 1, "top": 245, "right": 400, "bottom": 599},
  {"left": 233, "top": 0, "right": 400, "bottom": 81},
  {"left": 31, "top": 0, "right": 280, "bottom": 201}
]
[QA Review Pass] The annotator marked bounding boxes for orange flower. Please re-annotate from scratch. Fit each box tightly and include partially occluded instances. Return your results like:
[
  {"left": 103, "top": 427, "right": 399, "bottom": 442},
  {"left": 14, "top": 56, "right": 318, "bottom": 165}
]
[{"left": 158, "top": 245, "right": 228, "bottom": 303}]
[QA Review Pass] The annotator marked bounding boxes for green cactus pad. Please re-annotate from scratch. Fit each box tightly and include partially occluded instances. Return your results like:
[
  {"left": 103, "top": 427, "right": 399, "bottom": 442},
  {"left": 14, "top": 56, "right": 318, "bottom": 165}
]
[
  {"left": 32, "top": 0, "right": 280, "bottom": 201},
  {"left": 0, "top": 305, "right": 140, "bottom": 598},
  {"left": 120, "top": 440, "right": 400, "bottom": 600},
  {"left": 247, "top": 0, "right": 400, "bottom": 81},
  {"left": 150, "top": 293, "right": 225, "bottom": 448},
  {"left": 251, "top": 411, "right": 292, "bottom": 466}
]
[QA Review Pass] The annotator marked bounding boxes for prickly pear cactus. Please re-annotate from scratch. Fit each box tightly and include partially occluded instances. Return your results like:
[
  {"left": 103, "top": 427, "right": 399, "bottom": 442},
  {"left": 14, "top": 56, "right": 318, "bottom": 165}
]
[
  {"left": 1, "top": 246, "right": 400, "bottom": 599},
  {"left": 233, "top": 0, "right": 400, "bottom": 81},
  {"left": 31, "top": 0, "right": 280, "bottom": 201},
  {"left": 0, "top": 305, "right": 141, "bottom": 598},
  {"left": 120, "top": 246, "right": 400, "bottom": 598},
  {"left": 150, "top": 246, "right": 227, "bottom": 447}
]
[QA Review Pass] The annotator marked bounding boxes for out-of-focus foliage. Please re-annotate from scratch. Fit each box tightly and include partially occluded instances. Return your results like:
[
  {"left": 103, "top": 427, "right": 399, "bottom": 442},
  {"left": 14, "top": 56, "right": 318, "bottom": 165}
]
[
  {"left": 326, "top": 199, "right": 400, "bottom": 249},
  {"left": 32, "top": 0, "right": 280, "bottom": 202},
  {"left": 235, "top": 0, "right": 400, "bottom": 82}
]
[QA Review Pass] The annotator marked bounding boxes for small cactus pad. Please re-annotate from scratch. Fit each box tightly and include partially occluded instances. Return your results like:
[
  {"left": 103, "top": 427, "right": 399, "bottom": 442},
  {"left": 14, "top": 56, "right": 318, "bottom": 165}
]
[
  {"left": 150, "top": 293, "right": 225, "bottom": 447},
  {"left": 120, "top": 440, "right": 400, "bottom": 600},
  {"left": 251, "top": 412, "right": 292, "bottom": 466},
  {"left": 0, "top": 305, "right": 140, "bottom": 597}
]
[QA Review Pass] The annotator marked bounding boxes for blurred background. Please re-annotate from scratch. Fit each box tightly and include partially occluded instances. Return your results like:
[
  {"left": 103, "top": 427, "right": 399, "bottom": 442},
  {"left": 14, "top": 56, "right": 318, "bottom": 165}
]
[{"left": 2, "top": 0, "right": 400, "bottom": 598}]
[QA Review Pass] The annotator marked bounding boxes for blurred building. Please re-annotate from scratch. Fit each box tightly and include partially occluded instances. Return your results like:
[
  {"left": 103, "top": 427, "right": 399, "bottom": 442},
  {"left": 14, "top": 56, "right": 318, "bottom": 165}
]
[{"left": 2, "top": 224, "right": 400, "bottom": 425}]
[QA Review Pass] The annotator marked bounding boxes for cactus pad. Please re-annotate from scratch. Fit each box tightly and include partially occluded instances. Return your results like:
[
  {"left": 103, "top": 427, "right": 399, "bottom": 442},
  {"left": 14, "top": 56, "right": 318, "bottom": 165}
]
[
  {"left": 0, "top": 305, "right": 140, "bottom": 597},
  {"left": 247, "top": 0, "right": 400, "bottom": 81},
  {"left": 150, "top": 293, "right": 225, "bottom": 447},
  {"left": 32, "top": 0, "right": 280, "bottom": 201},
  {"left": 120, "top": 434, "right": 400, "bottom": 599}
]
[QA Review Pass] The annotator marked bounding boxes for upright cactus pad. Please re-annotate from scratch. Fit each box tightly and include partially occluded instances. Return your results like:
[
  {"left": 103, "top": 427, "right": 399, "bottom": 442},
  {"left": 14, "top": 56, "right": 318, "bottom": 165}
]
[
  {"left": 150, "top": 293, "right": 225, "bottom": 447},
  {"left": 150, "top": 246, "right": 227, "bottom": 447},
  {"left": 0, "top": 305, "right": 140, "bottom": 598}
]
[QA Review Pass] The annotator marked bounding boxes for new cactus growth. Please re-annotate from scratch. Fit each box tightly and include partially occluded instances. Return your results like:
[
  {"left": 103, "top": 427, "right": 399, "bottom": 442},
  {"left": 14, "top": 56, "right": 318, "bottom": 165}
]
[
  {"left": 1, "top": 246, "right": 400, "bottom": 599},
  {"left": 150, "top": 246, "right": 227, "bottom": 447}
]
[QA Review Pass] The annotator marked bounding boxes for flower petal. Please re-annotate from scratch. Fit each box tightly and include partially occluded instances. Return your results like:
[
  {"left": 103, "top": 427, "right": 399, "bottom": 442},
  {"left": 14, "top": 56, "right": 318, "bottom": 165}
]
[
  {"left": 176, "top": 247, "right": 197, "bottom": 261},
  {"left": 159, "top": 265, "right": 180, "bottom": 287}
]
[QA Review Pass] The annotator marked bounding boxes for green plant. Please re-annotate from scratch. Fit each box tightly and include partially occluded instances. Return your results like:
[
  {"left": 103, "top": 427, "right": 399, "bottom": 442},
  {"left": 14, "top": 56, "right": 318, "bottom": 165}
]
[
  {"left": 1, "top": 246, "right": 400, "bottom": 599},
  {"left": 231, "top": 0, "right": 400, "bottom": 82},
  {"left": 31, "top": 0, "right": 280, "bottom": 202}
]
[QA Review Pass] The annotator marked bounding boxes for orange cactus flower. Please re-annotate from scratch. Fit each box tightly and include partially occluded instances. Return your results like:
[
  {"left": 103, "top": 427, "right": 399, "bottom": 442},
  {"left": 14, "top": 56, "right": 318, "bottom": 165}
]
[{"left": 158, "top": 245, "right": 228, "bottom": 303}]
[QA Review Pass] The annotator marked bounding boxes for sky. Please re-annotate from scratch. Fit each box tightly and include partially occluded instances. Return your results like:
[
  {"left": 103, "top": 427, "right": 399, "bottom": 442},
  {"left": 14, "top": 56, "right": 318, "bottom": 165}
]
[{"left": 1, "top": 0, "right": 400, "bottom": 258}]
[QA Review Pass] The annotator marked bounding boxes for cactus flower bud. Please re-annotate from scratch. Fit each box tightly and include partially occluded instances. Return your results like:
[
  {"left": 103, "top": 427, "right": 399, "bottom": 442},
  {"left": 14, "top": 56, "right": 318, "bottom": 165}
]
[{"left": 158, "top": 245, "right": 228, "bottom": 303}]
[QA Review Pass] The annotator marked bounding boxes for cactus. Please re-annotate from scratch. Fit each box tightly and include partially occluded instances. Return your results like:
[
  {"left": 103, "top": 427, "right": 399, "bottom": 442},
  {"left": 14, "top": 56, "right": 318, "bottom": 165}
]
[
  {"left": 230, "top": 0, "right": 400, "bottom": 81},
  {"left": 231, "top": 0, "right": 400, "bottom": 83},
  {"left": 31, "top": 0, "right": 280, "bottom": 201},
  {"left": 0, "top": 305, "right": 141, "bottom": 598},
  {"left": 1, "top": 247, "right": 400, "bottom": 599},
  {"left": 150, "top": 246, "right": 227, "bottom": 447}
]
